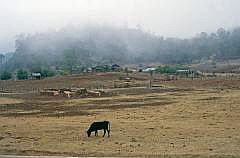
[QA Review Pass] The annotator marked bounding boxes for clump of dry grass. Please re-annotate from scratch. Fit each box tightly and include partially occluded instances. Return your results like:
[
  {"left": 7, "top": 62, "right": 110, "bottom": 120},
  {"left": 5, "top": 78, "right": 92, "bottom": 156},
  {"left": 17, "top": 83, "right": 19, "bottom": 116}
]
[{"left": 0, "top": 98, "right": 24, "bottom": 105}]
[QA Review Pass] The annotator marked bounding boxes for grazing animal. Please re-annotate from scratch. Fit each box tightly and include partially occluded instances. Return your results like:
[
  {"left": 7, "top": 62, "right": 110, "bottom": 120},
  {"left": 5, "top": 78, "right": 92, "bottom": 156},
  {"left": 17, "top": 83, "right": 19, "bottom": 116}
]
[
  {"left": 87, "top": 121, "right": 110, "bottom": 137},
  {"left": 87, "top": 90, "right": 101, "bottom": 97},
  {"left": 63, "top": 91, "right": 74, "bottom": 98}
]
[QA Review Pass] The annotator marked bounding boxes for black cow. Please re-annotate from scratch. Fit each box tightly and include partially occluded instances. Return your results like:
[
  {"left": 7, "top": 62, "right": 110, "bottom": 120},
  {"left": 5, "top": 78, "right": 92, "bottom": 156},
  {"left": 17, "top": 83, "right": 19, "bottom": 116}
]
[{"left": 87, "top": 121, "right": 110, "bottom": 137}]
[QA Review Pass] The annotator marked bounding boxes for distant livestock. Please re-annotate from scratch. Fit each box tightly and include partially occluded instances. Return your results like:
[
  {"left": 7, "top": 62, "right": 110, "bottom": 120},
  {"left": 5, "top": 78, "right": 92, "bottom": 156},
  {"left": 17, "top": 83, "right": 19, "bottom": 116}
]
[
  {"left": 87, "top": 90, "right": 102, "bottom": 97},
  {"left": 40, "top": 88, "right": 105, "bottom": 98},
  {"left": 87, "top": 121, "right": 110, "bottom": 137},
  {"left": 63, "top": 91, "right": 75, "bottom": 98}
]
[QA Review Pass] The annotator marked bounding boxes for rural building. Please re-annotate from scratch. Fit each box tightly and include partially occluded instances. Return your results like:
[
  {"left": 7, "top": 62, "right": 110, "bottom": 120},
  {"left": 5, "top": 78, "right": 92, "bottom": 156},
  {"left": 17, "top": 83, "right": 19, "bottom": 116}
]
[
  {"left": 176, "top": 69, "right": 191, "bottom": 74},
  {"left": 142, "top": 67, "right": 156, "bottom": 72},
  {"left": 111, "top": 64, "right": 121, "bottom": 71},
  {"left": 176, "top": 69, "right": 202, "bottom": 78},
  {"left": 29, "top": 72, "right": 41, "bottom": 80},
  {"left": 92, "top": 65, "right": 110, "bottom": 72}
]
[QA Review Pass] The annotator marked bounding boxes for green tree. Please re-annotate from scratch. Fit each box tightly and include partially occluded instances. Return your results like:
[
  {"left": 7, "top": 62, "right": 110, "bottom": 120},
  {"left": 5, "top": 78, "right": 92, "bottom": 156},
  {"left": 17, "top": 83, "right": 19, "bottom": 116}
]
[
  {"left": 41, "top": 69, "right": 55, "bottom": 77},
  {"left": 17, "top": 69, "right": 28, "bottom": 80},
  {"left": 0, "top": 71, "right": 12, "bottom": 80}
]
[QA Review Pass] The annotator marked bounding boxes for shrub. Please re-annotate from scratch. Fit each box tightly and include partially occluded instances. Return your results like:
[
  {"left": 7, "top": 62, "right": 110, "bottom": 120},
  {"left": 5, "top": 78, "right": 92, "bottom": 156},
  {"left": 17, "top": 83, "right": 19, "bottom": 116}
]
[
  {"left": 41, "top": 69, "right": 55, "bottom": 78},
  {"left": 17, "top": 69, "right": 28, "bottom": 80},
  {"left": 0, "top": 71, "right": 12, "bottom": 80},
  {"left": 155, "top": 65, "right": 189, "bottom": 74}
]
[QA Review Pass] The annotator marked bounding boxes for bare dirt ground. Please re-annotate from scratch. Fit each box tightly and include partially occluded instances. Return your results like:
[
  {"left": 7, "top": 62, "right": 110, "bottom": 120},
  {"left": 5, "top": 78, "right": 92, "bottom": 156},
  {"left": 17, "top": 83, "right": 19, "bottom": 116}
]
[{"left": 0, "top": 72, "right": 240, "bottom": 157}]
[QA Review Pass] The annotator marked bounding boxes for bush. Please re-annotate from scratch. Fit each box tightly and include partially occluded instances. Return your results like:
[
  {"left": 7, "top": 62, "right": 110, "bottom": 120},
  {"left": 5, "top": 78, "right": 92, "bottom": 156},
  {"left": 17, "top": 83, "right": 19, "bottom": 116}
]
[
  {"left": 155, "top": 65, "right": 189, "bottom": 74},
  {"left": 0, "top": 71, "right": 12, "bottom": 80},
  {"left": 41, "top": 69, "right": 55, "bottom": 78},
  {"left": 58, "top": 70, "right": 70, "bottom": 76},
  {"left": 155, "top": 66, "right": 176, "bottom": 73},
  {"left": 17, "top": 69, "right": 28, "bottom": 80}
]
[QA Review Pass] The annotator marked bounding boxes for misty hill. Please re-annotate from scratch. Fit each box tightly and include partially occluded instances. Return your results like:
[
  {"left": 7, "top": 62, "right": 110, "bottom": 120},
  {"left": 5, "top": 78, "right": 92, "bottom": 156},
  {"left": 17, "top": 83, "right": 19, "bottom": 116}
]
[
  {"left": 4, "top": 25, "right": 240, "bottom": 72},
  {"left": 0, "top": 52, "right": 14, "bottom": 66}
]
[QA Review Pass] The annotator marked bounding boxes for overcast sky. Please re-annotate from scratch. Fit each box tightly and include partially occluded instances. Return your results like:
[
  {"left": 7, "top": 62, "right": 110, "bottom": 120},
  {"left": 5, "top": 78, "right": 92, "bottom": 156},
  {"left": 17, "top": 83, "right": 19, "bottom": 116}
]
[{"left": 1, "top": 0, "right": 240, "bottom": 52}]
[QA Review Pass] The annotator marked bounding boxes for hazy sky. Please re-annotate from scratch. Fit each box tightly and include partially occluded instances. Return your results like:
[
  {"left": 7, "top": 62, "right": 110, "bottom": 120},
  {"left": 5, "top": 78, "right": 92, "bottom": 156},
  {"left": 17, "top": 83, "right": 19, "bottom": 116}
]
[{"left": 1, "top": 0, "right": 240, "bottom": 52}]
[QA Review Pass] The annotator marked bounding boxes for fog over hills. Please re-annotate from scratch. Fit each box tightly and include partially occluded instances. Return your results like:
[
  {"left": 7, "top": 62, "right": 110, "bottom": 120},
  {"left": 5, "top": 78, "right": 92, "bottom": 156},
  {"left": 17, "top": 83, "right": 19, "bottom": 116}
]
[
  {"left": 0, "top": 0, "right": 240, "bottom": 72},
  {"left": 1, "top": 24, "right": 239, "bottom": 72},
  {"left": 1, "top": 0, "right": 240, "bottom": 53}
]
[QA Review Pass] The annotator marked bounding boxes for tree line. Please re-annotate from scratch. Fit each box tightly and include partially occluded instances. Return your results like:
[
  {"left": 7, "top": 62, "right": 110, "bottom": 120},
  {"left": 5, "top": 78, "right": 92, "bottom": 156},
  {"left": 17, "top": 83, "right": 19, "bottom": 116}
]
[{"left": 1, "top": 25, "right": 240, "bottom": 80}]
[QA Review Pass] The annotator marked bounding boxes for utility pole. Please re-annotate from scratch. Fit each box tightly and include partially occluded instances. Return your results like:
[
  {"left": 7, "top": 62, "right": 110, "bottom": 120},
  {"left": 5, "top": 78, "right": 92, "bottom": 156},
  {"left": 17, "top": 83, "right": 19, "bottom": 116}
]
[{"left": 149, "top": 70, "right": 153, "bottom": 88}]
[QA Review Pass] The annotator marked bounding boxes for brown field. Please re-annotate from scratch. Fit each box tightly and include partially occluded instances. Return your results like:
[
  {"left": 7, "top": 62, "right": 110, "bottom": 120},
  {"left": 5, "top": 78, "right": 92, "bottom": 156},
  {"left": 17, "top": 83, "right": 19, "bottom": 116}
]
[{"left": 0, "top": 72, "right": 240, "bottom": 157}]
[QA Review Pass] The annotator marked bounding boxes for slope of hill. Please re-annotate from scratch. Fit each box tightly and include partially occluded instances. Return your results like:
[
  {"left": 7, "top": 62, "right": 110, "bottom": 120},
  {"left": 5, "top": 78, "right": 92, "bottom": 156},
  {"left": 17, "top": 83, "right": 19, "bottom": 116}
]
[{"left": 4, "top": 25, "right": 240, "bottom": 71}]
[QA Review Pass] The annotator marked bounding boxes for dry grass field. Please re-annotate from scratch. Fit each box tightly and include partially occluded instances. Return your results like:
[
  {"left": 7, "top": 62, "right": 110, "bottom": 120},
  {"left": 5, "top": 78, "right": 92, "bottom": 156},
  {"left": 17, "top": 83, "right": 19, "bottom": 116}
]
[{"left": 0, "top": 72, "right": 240, "bottom": 157}]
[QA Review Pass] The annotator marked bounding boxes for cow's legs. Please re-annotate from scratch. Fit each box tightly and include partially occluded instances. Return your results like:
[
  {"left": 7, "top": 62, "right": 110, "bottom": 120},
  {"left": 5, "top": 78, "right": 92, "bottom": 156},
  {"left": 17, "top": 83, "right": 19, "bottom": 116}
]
[
  {"left": 95, "top": 130, "right": 98, "bottom": 136},
  {"left": 103, "top": 129, "right": 106, "bottom": 137},
  {"left": 107, "top": 129, "right": 110, "bottom": 137}
]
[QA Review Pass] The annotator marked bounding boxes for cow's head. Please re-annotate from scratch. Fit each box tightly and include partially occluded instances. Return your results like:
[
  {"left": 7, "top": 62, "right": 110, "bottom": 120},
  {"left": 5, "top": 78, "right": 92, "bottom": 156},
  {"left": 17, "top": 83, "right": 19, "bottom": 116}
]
[{"left": 87, "top": 130, "right": 91, "bottom": 137}]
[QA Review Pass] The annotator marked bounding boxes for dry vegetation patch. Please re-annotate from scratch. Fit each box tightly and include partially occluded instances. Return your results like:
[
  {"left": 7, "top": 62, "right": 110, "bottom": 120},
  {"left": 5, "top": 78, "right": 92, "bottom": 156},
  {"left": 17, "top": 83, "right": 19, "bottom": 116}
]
[{"left": 0, "top": 98, "right": 24, "bottom": 105}]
